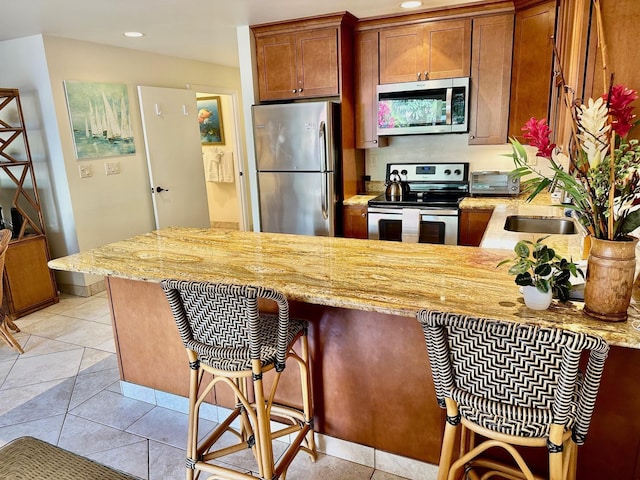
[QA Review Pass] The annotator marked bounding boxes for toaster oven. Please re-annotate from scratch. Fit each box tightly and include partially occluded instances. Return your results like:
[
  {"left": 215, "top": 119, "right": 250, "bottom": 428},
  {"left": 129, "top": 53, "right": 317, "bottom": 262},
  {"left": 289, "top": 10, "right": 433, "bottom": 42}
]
[{"left": 470, "top": 171, "right": 520, "bottom": 196}]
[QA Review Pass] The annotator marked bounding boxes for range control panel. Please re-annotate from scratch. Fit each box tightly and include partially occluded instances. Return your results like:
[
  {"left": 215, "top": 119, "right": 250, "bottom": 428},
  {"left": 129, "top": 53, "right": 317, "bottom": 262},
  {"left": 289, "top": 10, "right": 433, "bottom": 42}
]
[{"left": 386, "top": 162, "right": 469, "bottom": 183}]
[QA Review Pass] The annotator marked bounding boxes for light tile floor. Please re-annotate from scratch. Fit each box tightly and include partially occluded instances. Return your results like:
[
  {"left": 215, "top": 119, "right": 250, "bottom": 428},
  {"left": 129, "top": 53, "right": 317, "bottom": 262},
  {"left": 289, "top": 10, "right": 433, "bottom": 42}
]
[{"left": 0, "top": 293, "right": 410, "bottom": 480}]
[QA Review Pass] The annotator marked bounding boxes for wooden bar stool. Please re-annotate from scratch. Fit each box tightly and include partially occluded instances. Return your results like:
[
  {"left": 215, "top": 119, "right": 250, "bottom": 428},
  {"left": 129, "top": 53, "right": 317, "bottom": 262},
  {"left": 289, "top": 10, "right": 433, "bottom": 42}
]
[
  {"left": 161, "top": 280, "right": 316, "bottom": 480},
  {"left": 417, "top": 309, "right": 609, "bottom": 480},
  {"left": 0, "top": 229, "right": 24, "bottom": 354}
]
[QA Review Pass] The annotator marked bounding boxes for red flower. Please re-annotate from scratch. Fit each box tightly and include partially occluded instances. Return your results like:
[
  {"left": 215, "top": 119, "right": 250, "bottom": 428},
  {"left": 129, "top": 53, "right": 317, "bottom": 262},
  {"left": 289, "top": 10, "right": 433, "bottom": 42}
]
[
  {"left": 522, "top": 117, "right": 556, "bottom": 158},
  {"left": 603, "top": 84, "right": 638, "bottom": 138}
]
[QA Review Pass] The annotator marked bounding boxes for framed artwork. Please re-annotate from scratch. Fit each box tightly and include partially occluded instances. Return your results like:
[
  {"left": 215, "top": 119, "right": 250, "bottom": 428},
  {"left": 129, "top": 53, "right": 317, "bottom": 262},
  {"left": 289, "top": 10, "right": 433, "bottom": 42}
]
[
  {"left": 198, "top": 96, "right": 225, "bottom": 145},
  {"left": 63, "top": 81, "right": 136, "bottom": 159}
]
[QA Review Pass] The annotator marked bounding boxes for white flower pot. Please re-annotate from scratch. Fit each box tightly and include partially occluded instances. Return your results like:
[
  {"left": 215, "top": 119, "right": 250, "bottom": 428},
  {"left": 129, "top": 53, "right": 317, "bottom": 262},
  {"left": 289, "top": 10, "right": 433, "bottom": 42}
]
[{"left": 522, "top": 285, "right": 552, "bottom": 310}]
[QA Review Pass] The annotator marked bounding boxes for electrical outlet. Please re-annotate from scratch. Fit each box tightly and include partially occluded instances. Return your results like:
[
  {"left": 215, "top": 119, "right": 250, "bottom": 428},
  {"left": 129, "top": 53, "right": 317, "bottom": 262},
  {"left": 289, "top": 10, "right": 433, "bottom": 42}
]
[
  {"left": 105, "top": 161, "right": 120, "bottom": 175},
  {"left": 79, "top": 165, "right": 92, "bottom": 178}
]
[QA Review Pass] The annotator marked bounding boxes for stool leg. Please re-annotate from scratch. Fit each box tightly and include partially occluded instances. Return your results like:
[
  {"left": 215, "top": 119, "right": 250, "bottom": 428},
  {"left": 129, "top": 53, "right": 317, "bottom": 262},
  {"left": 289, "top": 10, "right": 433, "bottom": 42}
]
[
  {"left": 186, "top": 353, "right": 201, "bottom": 480},
  {"left": 548, "top": 424, "right": 564, "bottom": 480},
  {"left": 298, "top": 333, "right": 316, "bottom": 458},
  {"left": 439, "top": 398, "right": 461, "bottom": 480},
  {"left": 252, "top": 359, "right": 274, "bottom": 479}
]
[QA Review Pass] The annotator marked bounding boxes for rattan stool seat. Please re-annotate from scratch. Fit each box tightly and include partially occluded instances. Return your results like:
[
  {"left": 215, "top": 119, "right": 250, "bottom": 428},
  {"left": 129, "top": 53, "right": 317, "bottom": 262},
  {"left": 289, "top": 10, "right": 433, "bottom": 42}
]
[
  {"left": 417, "top": 309, "right": 609, "bottom": 480},
  {"left": 162, "top": 280, "right": 316, "bottom": 480},
  {"left": 0, "top": 436, "right": 141, "bottom": 479}
]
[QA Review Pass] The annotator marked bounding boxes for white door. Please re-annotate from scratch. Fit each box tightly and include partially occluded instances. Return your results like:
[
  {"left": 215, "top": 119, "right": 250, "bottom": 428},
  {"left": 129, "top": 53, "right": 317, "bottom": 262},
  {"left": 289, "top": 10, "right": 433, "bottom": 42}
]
[{"left": 138, "top": 86, "right": 210, "bottom": 229}]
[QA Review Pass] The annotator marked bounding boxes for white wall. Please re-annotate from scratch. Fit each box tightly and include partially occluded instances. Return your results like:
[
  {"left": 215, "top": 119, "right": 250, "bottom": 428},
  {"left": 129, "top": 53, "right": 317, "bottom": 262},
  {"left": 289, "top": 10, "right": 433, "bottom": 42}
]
[{"left": 0, "top": 34, "right": 243, "bottom": 293}]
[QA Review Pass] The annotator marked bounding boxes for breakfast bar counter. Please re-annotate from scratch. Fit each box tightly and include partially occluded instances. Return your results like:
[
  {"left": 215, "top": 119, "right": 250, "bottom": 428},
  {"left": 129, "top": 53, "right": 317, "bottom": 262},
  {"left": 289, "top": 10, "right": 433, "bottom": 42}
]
[{"left": 48, "top": 227, "right": 640, "bottom": 478}]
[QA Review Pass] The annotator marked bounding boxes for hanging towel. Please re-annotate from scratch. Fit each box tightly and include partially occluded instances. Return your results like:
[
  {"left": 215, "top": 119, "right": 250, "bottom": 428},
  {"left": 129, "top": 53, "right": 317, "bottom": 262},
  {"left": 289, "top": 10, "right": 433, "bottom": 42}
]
[
  {"left": 203, "top": 148, "right": 220, "bottom": 182},
  {"left": 401, "top": 209, "right": 421, "bottom": 243},
  {"left": 219, "top": 151, "right": 235, "bottom": 183}
]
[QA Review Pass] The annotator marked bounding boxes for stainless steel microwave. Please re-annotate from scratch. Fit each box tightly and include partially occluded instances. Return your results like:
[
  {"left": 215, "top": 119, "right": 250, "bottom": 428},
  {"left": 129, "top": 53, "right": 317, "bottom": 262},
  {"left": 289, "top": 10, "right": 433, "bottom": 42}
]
[
  {"left": 377, "top": 77, "right": 469, "bottom": 136},
  {"left": 470, "top": 171, "right": 520, "bottom": 196}
]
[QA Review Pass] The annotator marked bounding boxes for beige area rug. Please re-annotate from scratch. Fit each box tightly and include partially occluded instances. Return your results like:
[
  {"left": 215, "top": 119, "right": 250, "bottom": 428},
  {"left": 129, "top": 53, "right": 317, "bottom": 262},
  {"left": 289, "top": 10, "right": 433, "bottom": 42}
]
[{"left": 0, "top": 436, "right": 141, "bottom": 479}]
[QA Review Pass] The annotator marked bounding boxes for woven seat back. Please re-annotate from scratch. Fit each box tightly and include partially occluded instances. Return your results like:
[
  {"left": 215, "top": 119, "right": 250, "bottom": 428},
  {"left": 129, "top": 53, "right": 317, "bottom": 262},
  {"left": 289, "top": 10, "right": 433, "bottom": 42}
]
[
  {"left": 417, "top": 310, "right": 608, "bottom": 443},
  {"left": 162, "top": 280, "right": 290, "bottom": 366}
]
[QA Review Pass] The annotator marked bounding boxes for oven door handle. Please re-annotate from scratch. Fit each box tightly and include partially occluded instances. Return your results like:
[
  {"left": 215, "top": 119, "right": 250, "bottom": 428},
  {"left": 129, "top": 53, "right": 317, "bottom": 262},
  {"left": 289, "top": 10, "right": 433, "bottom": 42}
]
[{"left": 445, "top": 87, "right": 453, "bottom": 126}]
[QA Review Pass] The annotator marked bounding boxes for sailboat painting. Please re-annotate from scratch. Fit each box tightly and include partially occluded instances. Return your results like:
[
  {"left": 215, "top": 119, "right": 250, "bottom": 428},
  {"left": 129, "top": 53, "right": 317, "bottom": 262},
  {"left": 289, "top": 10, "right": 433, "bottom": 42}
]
[{"left": 64, "top": 81, "right": 136, "bottom": 159}]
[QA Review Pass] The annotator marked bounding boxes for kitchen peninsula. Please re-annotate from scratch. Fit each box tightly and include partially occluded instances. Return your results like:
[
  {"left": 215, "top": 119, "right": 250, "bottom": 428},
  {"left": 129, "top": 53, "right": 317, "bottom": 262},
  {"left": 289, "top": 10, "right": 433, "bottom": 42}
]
[{"left": 48, "top": 226, "right": 640, "bottom": 479}]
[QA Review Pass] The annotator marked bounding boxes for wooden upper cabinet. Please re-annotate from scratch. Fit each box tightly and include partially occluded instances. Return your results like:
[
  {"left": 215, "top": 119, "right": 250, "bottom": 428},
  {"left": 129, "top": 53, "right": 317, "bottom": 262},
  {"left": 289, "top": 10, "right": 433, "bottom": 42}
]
[
  {"left": 469, "top": 13, "right": 514, "bottom": 145},
  {"left": 255, "top": 27, "right": 339, "bottom": 101},
  {"left": 355, "top": 29, "right": 388, "bottom": 149},
  {"left": 508, "top": 1, "right": 557, "bottom": 140},
  {"left": 255, "top": 34, "right": 298, "bottom": 101},
  {"left": 379, "top": 25, "right": 424, "bottom": 84},
  {"left": 379, "top": 18, "right": 471, "bottom": 84}
]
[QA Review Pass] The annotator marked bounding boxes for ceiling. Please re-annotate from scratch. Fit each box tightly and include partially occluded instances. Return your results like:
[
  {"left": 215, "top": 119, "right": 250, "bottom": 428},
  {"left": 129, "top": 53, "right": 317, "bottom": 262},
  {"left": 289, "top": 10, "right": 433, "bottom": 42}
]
[{"left": 1, "top": 0, "right": 483, "bottom": 68}]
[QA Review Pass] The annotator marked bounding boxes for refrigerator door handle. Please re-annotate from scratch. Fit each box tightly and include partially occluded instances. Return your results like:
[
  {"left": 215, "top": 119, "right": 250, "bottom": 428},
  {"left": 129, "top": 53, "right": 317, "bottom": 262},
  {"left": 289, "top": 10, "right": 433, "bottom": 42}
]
[{"left": 319, "top": 121, "right": 329, "bottom": 220}]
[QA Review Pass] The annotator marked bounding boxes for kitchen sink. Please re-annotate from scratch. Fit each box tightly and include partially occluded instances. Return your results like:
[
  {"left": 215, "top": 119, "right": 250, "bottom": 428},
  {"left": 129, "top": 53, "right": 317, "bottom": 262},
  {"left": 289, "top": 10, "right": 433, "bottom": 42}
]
[{"left": 504, "top": 215, "right": 577, "bottom": 235}]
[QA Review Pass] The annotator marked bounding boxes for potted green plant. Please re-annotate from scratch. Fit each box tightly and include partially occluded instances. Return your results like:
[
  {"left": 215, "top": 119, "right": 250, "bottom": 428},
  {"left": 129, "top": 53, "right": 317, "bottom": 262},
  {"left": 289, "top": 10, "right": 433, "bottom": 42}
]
[{"left": 498, "top": 236, "right": 584, "bottom": 310}]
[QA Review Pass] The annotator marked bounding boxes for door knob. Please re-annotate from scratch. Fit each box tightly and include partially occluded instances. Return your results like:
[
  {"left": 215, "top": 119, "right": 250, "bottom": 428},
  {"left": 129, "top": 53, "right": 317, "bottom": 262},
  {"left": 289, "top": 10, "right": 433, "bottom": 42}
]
[{"left": 154, "top": 186, "right": 169, "bottom": 193}]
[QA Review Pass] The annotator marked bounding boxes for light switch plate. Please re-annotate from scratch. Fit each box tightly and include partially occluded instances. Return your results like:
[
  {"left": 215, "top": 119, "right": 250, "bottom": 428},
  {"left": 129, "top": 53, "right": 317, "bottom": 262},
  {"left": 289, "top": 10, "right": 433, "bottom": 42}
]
[
  {"left": 105, "top": 161, "right": 120, "bottom": 175},
  {"left": 79, "top": 165, "right": 92, "bottom": 178}
]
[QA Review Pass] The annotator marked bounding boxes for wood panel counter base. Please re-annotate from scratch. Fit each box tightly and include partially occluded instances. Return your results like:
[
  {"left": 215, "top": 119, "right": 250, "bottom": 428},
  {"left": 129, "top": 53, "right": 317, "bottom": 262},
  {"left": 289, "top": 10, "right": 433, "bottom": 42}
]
[{"left": 106, "top": 277, "right": 444, "bottom": 464}]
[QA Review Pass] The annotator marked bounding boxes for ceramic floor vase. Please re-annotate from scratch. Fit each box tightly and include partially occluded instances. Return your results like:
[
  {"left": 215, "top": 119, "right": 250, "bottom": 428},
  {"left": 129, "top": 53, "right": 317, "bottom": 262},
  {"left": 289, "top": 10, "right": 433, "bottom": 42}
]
[{"left": 584, "top": 236, "right": 639, "bottom": 322}]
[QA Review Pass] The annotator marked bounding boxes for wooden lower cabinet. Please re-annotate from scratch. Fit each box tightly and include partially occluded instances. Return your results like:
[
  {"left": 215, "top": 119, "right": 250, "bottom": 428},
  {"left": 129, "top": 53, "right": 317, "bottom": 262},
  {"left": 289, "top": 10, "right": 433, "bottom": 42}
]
[
  {"left": 4, "top": 234, "right": 58, "bottom": 317},
  {"left": 343, "top": 204, "right": 368, "bottom": 239},
  {"left": 459, "top": 208, "right": 493, "bottom": 246}
]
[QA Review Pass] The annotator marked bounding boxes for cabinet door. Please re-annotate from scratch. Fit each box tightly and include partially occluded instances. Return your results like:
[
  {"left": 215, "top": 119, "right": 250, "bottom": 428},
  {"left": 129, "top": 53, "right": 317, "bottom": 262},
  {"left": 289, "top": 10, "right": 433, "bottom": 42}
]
[
  {"left": 459, "top": 208, "right": 493, "bottom": 246},
  {"left": 355, "top": 30, "right": 385, "bottom": 149},
  {"left": 4, "top": 235, "right": 58, "bottom": 317},
  {"left": 256, "top": 33, "right": 298, "bottom": 101},
  {"left": 423, "top": 19, "right": 471, "bottom": 79},
  {"left": 469, "top": 14, "right": 514, "bottom": 145},
  {"left": 508, "top": 1, "right": 557, "bottom": 141},
  {"left": 343, "top": 205, "right": 368, "bottom": 239},
  {"left": 296, "top": 28, "right": 340, "bottom": 98},
  {"left": 379, "top": 25, "right": 424, "bottom": 84}
]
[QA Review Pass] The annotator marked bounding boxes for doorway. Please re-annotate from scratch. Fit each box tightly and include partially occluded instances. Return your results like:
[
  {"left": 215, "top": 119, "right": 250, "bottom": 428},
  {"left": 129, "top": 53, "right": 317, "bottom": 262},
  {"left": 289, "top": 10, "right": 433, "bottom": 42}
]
[{"left": 196, "top": 90, "right": 245, "bottom": 230}]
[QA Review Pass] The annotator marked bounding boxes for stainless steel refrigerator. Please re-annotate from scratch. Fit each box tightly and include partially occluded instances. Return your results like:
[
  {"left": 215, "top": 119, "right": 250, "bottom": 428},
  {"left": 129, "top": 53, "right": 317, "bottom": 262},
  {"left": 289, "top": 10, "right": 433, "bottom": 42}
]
[{"left": 252, "top": 101, "right": 339, "bottom": 236}]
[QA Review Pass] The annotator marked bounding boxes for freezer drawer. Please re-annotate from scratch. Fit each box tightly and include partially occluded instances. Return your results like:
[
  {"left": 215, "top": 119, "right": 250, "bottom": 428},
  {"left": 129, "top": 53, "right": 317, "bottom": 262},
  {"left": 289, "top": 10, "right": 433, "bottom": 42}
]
[{"left": 258, "top": 171, "right": 335, "bottom": 236}]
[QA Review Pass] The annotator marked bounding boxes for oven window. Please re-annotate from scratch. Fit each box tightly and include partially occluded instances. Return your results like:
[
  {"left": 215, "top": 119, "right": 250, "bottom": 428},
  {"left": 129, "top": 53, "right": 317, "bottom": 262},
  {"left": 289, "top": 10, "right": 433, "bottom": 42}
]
[{"left": 378, "top": 219, "right": 446, "bottom": 244}]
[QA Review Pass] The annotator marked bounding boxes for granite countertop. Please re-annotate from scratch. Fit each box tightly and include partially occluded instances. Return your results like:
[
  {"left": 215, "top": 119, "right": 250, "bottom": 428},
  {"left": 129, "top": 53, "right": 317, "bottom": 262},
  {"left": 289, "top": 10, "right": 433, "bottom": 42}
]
[
  {"left": 343, "top": 194, "right": 377, "bottom": 206},
  {"left": 48, "top": 227, "right": 640, "bottom": 349}
]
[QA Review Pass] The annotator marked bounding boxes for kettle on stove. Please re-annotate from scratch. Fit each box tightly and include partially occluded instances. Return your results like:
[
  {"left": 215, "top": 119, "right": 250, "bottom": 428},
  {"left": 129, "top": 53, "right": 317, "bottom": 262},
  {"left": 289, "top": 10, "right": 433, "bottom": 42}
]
[{"left": 385, "top": 170, "right": 404, "bottom": 201}]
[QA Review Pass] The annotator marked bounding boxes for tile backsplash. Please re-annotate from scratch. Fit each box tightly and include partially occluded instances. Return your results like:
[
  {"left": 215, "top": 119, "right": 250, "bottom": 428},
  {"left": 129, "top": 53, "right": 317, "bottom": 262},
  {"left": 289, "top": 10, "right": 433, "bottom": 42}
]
[{"left": 365, "top": 134, "right": 531, "bottom": 182}]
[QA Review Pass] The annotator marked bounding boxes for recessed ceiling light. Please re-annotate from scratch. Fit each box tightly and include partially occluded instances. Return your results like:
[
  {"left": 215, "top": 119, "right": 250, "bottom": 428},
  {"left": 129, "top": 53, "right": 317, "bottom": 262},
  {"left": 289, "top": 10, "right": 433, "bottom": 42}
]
[
  {"left": 123, "top": 32, "right": 145, "bottom": 38},
  {"left": 400, "top": 1, "right": 423, "bottom": 8}
]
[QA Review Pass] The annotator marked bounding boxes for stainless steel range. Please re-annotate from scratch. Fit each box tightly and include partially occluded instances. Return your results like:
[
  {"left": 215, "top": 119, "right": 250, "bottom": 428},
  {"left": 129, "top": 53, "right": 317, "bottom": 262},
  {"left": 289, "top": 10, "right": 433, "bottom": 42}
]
[{"left": 368, "top": 162, "right": 469, "bottom": 244}]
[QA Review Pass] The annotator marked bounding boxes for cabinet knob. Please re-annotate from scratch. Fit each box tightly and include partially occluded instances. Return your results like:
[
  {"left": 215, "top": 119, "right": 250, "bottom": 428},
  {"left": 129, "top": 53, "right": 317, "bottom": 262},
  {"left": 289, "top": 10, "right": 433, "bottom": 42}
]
[
  {"left": 292, "top": 89, "right": 297, "bottom": 93},
  {"left": 417, "top": 72, "right": 422, "bottom": 81},
  {"left": 373, "top": 140, "right": 377, "bottom": 144},
  {"left": 361, "top": 212, "right": 366, "bottom": 218},
  {"left": 424, "top": 71, "right": 429, "bottom": 80},
  {"left": 299, "top": 88, "right": 303, "bottom": 93}
]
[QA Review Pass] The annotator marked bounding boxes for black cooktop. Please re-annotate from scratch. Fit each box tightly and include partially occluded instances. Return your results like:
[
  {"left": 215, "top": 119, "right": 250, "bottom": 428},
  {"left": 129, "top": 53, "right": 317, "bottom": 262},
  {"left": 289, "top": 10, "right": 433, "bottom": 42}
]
[{"left": 368, "top": 192, "right": 467, "bottom": 209}]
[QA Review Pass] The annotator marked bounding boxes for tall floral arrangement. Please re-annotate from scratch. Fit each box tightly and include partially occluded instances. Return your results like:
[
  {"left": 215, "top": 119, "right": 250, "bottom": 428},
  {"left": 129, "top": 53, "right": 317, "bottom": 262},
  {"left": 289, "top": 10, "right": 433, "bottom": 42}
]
[
  {"left": 509, "top": 85, "right": 640, "bottom": 240},
  {"left": 507, "top": 0, "right": 640, "bottom": 241}
]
